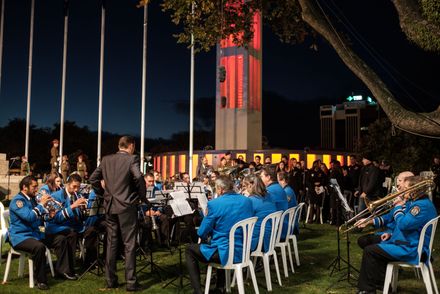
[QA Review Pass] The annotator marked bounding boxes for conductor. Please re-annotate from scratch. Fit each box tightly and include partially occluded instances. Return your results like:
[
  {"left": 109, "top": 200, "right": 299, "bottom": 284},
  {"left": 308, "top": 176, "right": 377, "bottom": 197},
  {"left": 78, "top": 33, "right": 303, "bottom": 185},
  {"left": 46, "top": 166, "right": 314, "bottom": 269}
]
[{"left": 89, "top": 136, "right": 147, "bottom": 291}]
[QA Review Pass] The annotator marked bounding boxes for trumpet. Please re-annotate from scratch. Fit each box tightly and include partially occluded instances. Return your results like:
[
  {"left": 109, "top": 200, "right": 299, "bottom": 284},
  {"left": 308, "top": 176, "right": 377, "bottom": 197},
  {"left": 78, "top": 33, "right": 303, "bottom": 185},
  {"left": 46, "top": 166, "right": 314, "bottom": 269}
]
[{"left": 339, "top": 179, "right": 434, "bottom": 234}]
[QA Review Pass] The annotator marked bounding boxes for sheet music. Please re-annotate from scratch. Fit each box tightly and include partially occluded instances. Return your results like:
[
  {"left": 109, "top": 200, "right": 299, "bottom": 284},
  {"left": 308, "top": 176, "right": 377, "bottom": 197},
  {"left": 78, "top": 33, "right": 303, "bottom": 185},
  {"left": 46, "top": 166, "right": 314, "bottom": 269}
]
[
  {"left": 146, "top": 186, "right": 154, "bottom": 198},
  {"left": 330, "top": 179, "right": 353, "bottom": 213},
  {"left": 197, "top": 193, "right": 208, "bottom": 216},
  {"left": 169, "top": 191, "right": 193, "bottom": 216}
]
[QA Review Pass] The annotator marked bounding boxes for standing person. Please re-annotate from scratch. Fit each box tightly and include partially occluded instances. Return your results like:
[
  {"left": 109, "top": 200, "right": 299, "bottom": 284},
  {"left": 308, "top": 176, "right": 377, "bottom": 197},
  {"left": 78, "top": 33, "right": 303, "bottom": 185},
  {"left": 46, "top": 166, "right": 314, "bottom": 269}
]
[
  {"left": 196, "top": 156, "right": 212, "bottom": 181},
  {"left": 20, "top": 156, "right": 30, "bottom": 176},
  {"left": 50, "top": 139, "right": 60, "bottom": 173},
  {"left": 61, "top": 155, "right": 70, "bottom": 182},
  {"left": 89, "top": 136, "right": 147, "bottom": 291},
  {"left": 431, "top": 156, "right": 440, "bottom": 201},
  {"left": 254, "top": 155, "right": 263, "bottom": 170},
  {"left": 76, "top": 155, "right": 87, "bottom": 181},
  {"left": 348, "top": 155, "right": 362, "bottom": 207},
  {"left": 355, "top": 153, "right": 383, "bottom": 212}
]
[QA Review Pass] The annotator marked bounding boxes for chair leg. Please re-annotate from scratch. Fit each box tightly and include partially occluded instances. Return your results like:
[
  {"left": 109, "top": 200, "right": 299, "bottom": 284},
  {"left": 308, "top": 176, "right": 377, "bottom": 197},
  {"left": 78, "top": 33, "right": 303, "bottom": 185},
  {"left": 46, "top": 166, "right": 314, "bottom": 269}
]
[
  {"left": 292, "top": 236, "right": 300, "bottom": 266},
  {"left": 28, "top": 259, "right": 34, "bottom": 288},
  {"left": 18, "top": 254, "right": 25, "bottom": 278},
  {"left": 391, "top": 266, "right": 399, "bottom": 292},
  {"left": 280, "top": 246, "right": 288, "bottom": 278},
  {"left": 272, "top": 252, "right": 282, "bottom": 286},
  {"left": 235, "top": 267, "right": 245, "bottom": 294},
  {"left": 225, "top": 269, "right": 231, "bottom": 293},
  {"left": 262, "top": 255, "right": 272, "bottom": 291},
  {"left": 204, "top": 265, "right": 212, "bottom": 294},
  {"left": 46, "top": 249, "right": 55, "bottom": 278},
  {"left": 383, "top": 264, "right": 394, "bottom": 294},
  {"left": 248, "top": 261, "right": 259, "bottom": 294},
  {"left": 305, "top": 205, "right": 311, "bottom": 224},
  {"left": 421, "top": 265, "right": 434, "bottom": 294},
  {"left": 3, "top": 250, "right": 13, "bottom": 283},
  {"left": 428, "top": 262, "right": 439, "bottom": 294},
  {"left": 287, "top": 242, "right": 295, "bottom": 273},
  {"left": 246, "top": 256, "right": 257, "bottom": 281}
]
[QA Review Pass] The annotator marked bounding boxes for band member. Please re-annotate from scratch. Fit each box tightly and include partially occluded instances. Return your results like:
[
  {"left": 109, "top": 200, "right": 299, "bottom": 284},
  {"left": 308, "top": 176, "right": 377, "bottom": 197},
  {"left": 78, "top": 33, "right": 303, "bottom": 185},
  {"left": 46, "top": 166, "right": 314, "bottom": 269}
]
[
  {"left": 242, "top": 174, "right": 276, "bottom": 252},
  {"left": 185, "top": 176, "right": 253, "bottom": 294},
  {"left": 20, "top": 156, "right": 30, "bottom": 176},
  {"left": 89, "top": 136, "right": 147, "bottom": 291},
  {"left": 39, "top": 172, "right": 63, "bottom": 196},
  {"left": 357, "top": 171, "right": 414, "bottom": 249},
  {"left": 196, "top": 156, "right": 212, "bottom": 181},
  {"left": 356, "top": 176, "right": 437, "bottom": 294},
  {"left": 224, "top": 151, "right": 233, "bottom": 167},
  {"left": 278, "top": 171, "right": 297, "bottom": 208},
  {"left": 217, "top": 157, "right": 228, "bottom": 176},
  {"left": 61, "top": 155, "right": 70, "bottom": 182},
  {"left": 77, "top": 155, "right": 87, "bottom": 181},
  {"left": 260, "top": 165, "right": 289, "bottom": 239},
  {"left": 50, "top": 139, "right": 60, "bottom": 173},
  {"left": 8, "top": 176, "right": 74, "bottom": 290},
  {"left": 153, "top": 170, "right": 163, "bottom": 192}
]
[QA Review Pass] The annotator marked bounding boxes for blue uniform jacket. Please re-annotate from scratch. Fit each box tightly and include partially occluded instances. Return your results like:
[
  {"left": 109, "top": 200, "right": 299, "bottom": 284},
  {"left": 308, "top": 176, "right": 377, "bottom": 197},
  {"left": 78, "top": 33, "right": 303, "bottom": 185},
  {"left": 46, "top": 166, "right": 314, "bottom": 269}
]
[
  {"left": 373, "top": 202, "right": 411, "bottom": 234},
  {"left": 38, "top": 184, "right": 59, "bottom": 196},
  {"left": 198, "top": 192, "right": 253, "bottom": 266},
  {"left": 284, "top": 185, "right": 297, "bottom": 209},
  {"left": 45, "top": 188, "right": 84, "bottom": 234},
  {"left": 8, "top": 193, "right": 46, "bottom": 247},
  {"left": 379, "top": 197, "right": 437, "bottom": 265},
  {"left": 267, "top": 183, "right": 288, "bottom": 239},
  {"left": 249, "top": 195, "right": 277, "bottom": 253}
]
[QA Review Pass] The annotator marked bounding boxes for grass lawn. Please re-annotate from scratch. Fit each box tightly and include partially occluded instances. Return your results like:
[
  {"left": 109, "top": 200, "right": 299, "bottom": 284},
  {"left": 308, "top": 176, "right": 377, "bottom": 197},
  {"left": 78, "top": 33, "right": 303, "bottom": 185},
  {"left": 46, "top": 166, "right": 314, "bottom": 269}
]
[{"left": 0, "top": 223, "right": 438, "bottom": 293}]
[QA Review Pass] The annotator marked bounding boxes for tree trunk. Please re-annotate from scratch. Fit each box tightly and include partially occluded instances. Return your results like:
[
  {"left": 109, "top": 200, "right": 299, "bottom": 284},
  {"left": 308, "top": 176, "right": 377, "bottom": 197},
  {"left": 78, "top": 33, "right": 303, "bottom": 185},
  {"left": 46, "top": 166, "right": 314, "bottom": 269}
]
[{"left": 298, "top": 0, "right": 440, "bottom": 137}]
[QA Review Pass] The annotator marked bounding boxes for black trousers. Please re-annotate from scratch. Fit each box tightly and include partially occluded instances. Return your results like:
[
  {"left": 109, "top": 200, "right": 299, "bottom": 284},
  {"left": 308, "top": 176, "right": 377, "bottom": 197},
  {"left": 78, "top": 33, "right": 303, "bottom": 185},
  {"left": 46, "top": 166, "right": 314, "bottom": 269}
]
[
  {"left": 358, "top": 244, "right": 397, "bottom": 291},
  {"left": 14, "top": 238, "right": 48, "bottom": 284},
  {"left": 186, "top": 243, "right": 225, "bottom": 294},
  {"left": 46, "top": 230, "right": 77, "bottom": 274},
  {"left": 357, "top": 234, "right": 382, "bottom": 249},
  {"left": 105, "top": 208, "right": 138, "bottom": 288}
]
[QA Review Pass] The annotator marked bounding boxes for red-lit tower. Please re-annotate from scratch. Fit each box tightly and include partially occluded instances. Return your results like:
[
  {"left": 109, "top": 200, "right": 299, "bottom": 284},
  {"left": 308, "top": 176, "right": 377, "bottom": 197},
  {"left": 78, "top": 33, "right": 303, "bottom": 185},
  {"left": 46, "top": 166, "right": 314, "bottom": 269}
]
[{"left": 215, "top": 11, "right": 262, "bottom": 150}]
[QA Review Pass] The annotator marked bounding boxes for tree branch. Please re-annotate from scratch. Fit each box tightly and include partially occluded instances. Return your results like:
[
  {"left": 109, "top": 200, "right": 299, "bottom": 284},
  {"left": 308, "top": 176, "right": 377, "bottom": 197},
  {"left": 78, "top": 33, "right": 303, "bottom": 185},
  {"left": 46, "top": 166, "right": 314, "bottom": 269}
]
[{"left": 298, "top": 0, "right": 440, "bottom": 137}]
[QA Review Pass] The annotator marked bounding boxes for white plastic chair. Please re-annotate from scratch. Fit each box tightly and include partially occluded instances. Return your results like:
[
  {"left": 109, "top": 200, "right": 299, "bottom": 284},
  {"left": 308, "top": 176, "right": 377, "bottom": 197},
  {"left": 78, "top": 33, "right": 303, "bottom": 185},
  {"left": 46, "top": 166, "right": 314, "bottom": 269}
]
[
  {"left": 204, "top": 216, "right": 259, "bottom": 294},
  {"left": 248, "top": 211, "right": 283, "bottom": 291},
  {"left": 288, "top": 202, "right": 305, "bottom": 267},
  {"left": 2, "top": 209, "right": 55, "bottom": 288},
  {"left": 0, "top": 202, "right": 8, "bottom": 267},
  {"left": 274, "top": 207, "right": 296, "bottom": 277},
  {"left": 383, "top": 215, "right": 440, "bottom": 294}
]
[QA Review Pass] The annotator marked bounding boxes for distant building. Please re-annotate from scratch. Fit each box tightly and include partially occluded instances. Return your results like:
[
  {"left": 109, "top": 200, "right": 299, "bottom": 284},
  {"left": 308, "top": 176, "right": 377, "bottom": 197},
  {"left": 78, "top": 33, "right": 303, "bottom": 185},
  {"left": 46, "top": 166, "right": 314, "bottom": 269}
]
[{"left": 320, "top": 95, "right": 379, "bottom": 151}]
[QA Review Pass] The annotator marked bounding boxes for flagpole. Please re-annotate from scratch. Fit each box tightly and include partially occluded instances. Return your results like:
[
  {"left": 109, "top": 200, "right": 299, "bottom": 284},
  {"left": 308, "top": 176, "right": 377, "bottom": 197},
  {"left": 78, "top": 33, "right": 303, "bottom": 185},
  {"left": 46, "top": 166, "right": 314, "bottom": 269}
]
[
  {"left": 59, "top": 0, "right": 69, "bottom": 173},
  {"left": 140, "top": 3, "right": 148, "bottom": 172},
  {"left": 97, "top": 1, "right": 105, "bottom": 166},
  {"left": 25, "top": 0, "right": 35, "bottom": 160},
  {"left": 0, "top": 0, "right": 5, "bottom": 94},
  {"left": 188, "top": 1, "right": 195, "bottom": 181}
]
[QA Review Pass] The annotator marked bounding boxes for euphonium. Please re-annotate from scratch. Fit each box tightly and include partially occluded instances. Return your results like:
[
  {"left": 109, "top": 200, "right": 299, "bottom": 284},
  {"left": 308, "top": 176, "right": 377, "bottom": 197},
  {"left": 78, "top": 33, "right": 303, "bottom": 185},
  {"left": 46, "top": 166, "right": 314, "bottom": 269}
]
[{"left": 339, "top": 179, "right": 434, "bottom": 234}]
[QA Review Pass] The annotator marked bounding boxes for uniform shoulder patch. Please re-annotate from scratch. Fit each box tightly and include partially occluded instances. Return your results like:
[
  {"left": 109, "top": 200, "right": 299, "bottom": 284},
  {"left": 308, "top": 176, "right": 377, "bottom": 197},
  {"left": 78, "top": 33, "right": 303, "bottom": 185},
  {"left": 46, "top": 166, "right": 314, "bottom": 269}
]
[
  {"left": 16, "top": 200, "right": 24, "bottom": 208},
  {"left": 410, "top": 206, "right": 420, "bottom": 216}
]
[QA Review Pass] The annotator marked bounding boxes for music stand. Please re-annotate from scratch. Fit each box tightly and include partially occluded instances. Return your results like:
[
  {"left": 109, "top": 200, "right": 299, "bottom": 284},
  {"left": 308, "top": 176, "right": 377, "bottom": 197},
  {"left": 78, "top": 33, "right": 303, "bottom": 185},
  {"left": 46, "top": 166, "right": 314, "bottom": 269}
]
[
  {"left": 327, "top": 179, "right": 359, "bottom": 291},
  {"left": 79, "top": 195, "right": 105, "bottom": 280}
]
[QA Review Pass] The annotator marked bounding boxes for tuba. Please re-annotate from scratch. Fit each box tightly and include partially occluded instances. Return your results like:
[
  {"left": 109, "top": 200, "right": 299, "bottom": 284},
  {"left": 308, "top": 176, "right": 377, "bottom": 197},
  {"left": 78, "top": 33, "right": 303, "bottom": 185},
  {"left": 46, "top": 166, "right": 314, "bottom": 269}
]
[{"left": 339, "top": 179, "right": 434, "bottom": 234}]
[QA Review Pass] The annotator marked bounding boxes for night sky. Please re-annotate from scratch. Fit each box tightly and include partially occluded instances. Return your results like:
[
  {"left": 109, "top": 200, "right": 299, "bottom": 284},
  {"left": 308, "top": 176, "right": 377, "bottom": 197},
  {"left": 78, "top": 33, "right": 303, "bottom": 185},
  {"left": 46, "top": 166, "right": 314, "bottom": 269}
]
[{"left": 0, "top": 0, "right": 439, "bottom": 141}]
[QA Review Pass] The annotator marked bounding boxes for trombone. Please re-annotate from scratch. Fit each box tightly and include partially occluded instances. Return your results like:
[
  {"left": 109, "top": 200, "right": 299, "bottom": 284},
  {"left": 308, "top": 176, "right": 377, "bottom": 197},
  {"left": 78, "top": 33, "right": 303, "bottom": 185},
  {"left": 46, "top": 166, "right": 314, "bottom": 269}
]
[{"left": 339, "top": 179, "right": 434, "bottom": 234}]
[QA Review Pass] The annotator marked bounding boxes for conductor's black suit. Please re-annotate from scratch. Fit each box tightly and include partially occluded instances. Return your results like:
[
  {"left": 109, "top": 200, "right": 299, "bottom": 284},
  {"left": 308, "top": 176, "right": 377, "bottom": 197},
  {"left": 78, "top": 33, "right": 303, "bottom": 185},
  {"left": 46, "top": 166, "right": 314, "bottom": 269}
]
[{"left": 89, "top": 151, "right": 146, "bottom": 289}]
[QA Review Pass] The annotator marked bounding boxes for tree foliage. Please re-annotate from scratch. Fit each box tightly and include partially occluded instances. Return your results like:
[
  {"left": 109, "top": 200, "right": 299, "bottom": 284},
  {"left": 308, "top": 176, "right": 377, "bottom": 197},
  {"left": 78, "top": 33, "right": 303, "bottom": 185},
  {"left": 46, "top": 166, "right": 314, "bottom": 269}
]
[{"left": 161, "top": 0, "right": 440, "bottom": 137}]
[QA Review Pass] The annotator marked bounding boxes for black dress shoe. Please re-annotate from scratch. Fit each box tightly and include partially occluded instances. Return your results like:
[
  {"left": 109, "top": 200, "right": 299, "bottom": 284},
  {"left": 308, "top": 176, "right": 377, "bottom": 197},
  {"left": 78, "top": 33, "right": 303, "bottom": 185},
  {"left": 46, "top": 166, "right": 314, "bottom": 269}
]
[
  {"left": 126, "top": 283, "right": 144, "bottom": 292},
  {"left": 37, "top": 282, "right": 49, "bottom": 290}
]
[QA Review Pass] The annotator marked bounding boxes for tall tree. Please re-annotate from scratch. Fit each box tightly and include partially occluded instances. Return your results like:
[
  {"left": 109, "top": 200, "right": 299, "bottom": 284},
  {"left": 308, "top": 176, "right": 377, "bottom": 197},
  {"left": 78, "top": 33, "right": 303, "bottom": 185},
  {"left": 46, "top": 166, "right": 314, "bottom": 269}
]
[{"left": 161, "top": 0, "right": 440, "bottom": 137}]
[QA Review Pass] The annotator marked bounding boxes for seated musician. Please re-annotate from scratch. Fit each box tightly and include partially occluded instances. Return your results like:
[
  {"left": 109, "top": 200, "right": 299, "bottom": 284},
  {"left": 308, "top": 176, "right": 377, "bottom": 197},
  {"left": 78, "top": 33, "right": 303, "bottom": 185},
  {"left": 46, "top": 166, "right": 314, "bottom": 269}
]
[
  {"left": 357, "top": 171, "right": 414, "bottom": 249},
  {"left": 217, "top": 157, "right": 228, "bottom": 176},
  {"left": 185, "top": 176, "right": 254, "bottom": 294},
  {"left": 46, "top": 174, "right": 89, "bottom": 272},
  {"left": 8, "top": 176, "right": 76, "bottom": 290},
  {"left": 196, "top": 156, "right": 212, "bottom": 181},
  {"left": 39, "top": 172, "right": 63, "bottom": 195},
  {"left": 153, "top": 170, "right": 163, "bottom": 192},
  {"left": 356, "top": 176, "right": 437, "bottom": 294},
  {"left": 260, "top": 165, "right": 289, "bottom": 239},
  {"left": 242, "top": 174, "right": 277, "bottom": 252},
  {"left": 278, "top": 171, "right": 299, "bottom": 234}
]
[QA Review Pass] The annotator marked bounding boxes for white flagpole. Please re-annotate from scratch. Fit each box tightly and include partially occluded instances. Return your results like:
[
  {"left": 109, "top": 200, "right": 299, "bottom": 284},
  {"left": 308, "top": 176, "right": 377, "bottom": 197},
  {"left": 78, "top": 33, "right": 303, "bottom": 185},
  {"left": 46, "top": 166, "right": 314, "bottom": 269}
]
[
  {"left": 97, "top": 1, "right": 105, "bottom": 166},
  {"left": 59, "top": 0, "right": 69, "bottom": 173},
  {"left": 0, "top": 0, "right": 5, "bottom": 94},
  {"left": 140, "top": 3, "right": 148, "bottom": 172},
  {"left": 188, "top": 2, "right": 195, "bottom": 181},
  {"left": 25, "top": 0, "right": 35, "bottom": 160}
]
